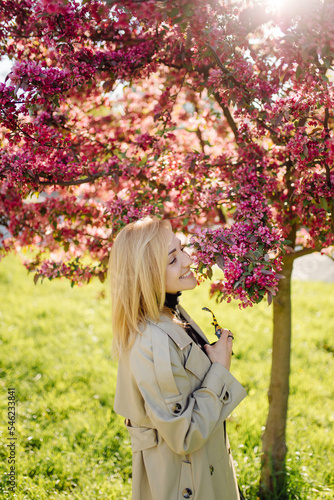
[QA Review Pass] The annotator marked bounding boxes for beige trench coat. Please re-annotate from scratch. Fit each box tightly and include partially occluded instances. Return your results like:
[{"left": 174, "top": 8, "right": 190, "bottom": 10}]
[{"left": 114, "top": 305, "right": 247, "bottom": 500}]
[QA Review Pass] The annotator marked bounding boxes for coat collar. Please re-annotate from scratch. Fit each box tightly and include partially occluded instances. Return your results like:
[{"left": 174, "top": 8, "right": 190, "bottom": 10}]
[
  {"left": 177, "top": 305, "right": 210, "bottom": 344},
  {"left": 147, "top": 306, "right": 210, "bottom": 350},
  {"left": 147, "top": 317, "right": 191, "bottom": 350}
]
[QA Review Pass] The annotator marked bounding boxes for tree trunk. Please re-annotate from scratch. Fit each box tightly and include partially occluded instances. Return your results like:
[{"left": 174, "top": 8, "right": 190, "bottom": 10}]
[{"left": 260, "top": 256, "right": 294, "bottom": 497}]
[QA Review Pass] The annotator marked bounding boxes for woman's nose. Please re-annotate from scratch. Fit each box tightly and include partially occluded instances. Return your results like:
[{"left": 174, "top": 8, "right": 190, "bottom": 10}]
[{"left": 183, "top": 252, "right": 193, "bottom": 265}]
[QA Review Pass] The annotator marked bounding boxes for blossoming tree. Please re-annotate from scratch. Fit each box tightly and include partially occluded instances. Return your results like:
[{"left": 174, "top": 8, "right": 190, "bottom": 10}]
[{"left": 1, "top": 0, "right": 333, "bottom": 495}]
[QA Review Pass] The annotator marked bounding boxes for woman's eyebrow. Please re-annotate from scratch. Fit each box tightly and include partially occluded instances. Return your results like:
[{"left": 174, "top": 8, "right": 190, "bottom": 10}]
[{"left": 168, "top": 239, "right": 182, "bottom": 256}]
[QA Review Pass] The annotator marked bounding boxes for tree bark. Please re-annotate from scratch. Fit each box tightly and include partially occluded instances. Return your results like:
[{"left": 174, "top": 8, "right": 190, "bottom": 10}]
[{"left": 260, "top": 256, "right": 294, "bottom": 497}]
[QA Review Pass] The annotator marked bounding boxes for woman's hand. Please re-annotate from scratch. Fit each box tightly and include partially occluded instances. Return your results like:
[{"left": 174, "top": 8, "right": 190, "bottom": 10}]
[{"left": 203, "top": 329, "right": 233, "bottom": 370}]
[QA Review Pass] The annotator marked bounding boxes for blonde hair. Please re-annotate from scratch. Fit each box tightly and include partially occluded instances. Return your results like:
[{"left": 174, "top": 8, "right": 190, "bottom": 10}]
[{"left": 109, "top": 216, "right": 172, "bottom": 357}]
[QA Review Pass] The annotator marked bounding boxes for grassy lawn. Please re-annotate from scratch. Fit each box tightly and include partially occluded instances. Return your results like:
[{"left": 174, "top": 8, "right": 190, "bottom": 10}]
[{"left": 0, "top": 254, "right": 333, "bottom": 499}]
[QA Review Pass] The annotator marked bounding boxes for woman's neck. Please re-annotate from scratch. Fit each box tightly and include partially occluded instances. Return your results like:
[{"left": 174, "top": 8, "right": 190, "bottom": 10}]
[{"left": 164, "top": 291, "right": 182, "bottom": 311}]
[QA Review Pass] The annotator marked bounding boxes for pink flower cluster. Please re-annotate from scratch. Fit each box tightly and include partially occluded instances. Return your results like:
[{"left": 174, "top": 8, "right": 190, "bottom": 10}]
[
  {"left": 190, "top": 221, "right": 284, "bottom": 308},
  {"left": 26, "top": 258, "right": 106, "bottom": 287},
  {"left": 9, "top": 61, "right": 71, "bottom": 96}
]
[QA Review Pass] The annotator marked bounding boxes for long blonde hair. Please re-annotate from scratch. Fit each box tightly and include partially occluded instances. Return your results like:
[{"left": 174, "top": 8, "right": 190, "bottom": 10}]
[{"left": 109, "top": 216, "right": 172, "bottom": 357}]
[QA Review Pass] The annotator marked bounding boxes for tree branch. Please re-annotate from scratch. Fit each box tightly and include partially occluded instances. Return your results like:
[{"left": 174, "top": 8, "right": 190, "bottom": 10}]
[
  {"left": 207, "top": 44, "right": 284, "bottom": 144},
  {"left": 324, "top": 107, "right": 332, "bottom": 189},
  {"left": 195, "top": 127, "right": 206, "bottom": 154},
  {"left": 38, "top": 171, "right": 114, "bottom": 187},
  {"left": 283, "top": 245, "right": 322, "bottom": 264},
  {"left": 293, "top": 246, "right": 322, "bottom": 258},
  {"left": 256, "top": 118, "right": 283, "bottom": 142},
  {"left": 205, "top": 44, "right": 240, "bottom": 87},
  {"left": 213, "top": 92, "right": 239, "bottom": 141}
]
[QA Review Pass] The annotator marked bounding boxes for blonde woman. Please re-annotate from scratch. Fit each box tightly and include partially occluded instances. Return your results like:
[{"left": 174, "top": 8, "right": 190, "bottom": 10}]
[{"left": 110, "top": 216, "right": 247, "bottom": 500}]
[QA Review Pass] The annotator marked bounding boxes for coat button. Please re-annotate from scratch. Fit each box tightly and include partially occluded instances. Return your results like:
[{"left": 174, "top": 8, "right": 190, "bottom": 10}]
[
  {"left": 182, "top": 488, "right": 192, "bottom": 498},
  {"left": 209, "top": 465, "right": 214, "bottom": 475},
  {"left": 172, "top": 402, "right": 182, "bottom": 414}
]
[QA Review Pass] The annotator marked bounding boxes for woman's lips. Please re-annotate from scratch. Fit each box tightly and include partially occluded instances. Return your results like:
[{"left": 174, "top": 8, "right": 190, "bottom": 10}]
[{"left": 179, "top": 270, "right": 193, "bottom": 279}]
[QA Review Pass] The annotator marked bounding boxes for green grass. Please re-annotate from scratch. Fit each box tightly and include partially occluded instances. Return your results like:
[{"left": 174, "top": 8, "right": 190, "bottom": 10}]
[{"left": 0, "top": 254, "right": 333, "bottom": 499}]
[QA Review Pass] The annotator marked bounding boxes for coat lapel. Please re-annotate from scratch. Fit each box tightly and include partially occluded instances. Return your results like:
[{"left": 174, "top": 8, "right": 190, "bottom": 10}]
[
  {"left": 147, "top": 317, "right": 192, "bottom": 350},
  {"left": 148, "top": 306, "right": 211, "bottom": 350},
  {"left": 177, "top": 305, "right": 211, "bottom": 344}
]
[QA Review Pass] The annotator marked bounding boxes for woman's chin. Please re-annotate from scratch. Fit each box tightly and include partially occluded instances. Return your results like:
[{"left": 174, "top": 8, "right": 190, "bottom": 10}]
[{"left": 179, "top": 277, "right": 197, "bottom": 291}]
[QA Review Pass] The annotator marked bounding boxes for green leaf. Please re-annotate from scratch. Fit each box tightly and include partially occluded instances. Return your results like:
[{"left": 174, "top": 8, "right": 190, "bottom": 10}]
[
  {"left": 52, "top": 96, "right": 60, "bottom": 107},
  {"left": 169, "top": 7, "right": 179, "bottom": 17},
  {"left": 296, "top": 65, "right": 302, "bottom": 81},
  {"left": 138, "top": 155, "right": 147, "bottom": 167},
  {"left": 216, "top": 255, "right": 225, "bottom": 270},
  {"left": 319, "top": 197, "right": 329, "bottom": 210},
  {"left": 207, "top": 86, "right": 214, "bottom": 97}
]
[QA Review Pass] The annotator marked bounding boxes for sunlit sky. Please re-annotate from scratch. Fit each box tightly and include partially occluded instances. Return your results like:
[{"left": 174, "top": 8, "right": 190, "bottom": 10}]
[{"left": 0, "top": 55, "right": 12, "bottom": 83}]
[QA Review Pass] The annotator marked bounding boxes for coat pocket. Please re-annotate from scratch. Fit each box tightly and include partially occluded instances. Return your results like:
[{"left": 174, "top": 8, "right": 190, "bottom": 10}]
[
  {"left": 178, "top": 460, "right": 194, "bottom": 500},
  {"left": 125, "top": 420, "right": 158, "bottom": 452}
]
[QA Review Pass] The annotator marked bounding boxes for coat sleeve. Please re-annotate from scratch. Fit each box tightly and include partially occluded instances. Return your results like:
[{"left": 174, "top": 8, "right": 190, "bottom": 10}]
[{"left": 129, "top": 323, "right": 247, "bottom": 456}]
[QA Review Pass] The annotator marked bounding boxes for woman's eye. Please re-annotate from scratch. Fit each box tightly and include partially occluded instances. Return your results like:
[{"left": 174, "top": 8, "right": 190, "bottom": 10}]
[{"left": 170, "top": 257, "right": 177, "bottom": 265}]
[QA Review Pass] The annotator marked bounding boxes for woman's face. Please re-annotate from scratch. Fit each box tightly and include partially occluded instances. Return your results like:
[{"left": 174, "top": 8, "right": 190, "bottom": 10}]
[{"left": 165, "top": 233, "right": 197, "bottom": 294}]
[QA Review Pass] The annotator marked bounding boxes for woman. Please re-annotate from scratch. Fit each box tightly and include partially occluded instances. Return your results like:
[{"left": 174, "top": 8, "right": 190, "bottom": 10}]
[{"left": 110, "top": 216, "right": 247, "bottom": 500}]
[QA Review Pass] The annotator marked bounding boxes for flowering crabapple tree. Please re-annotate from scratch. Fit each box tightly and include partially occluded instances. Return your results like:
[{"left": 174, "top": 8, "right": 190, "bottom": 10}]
[{"left": 1, "top": 0, "right": 333, "bottom": 495}]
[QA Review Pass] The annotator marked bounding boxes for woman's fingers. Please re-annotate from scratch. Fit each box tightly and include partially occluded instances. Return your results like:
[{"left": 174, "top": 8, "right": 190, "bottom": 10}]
[
  {"left": 204, "top": 328, "right": 233, "bottom": 370},
  {"left": 219, "top": 329, "right": 234, "bottom": 357},
  {"left": 217, "top": 328, "right": 234, "bottom": 341}
]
